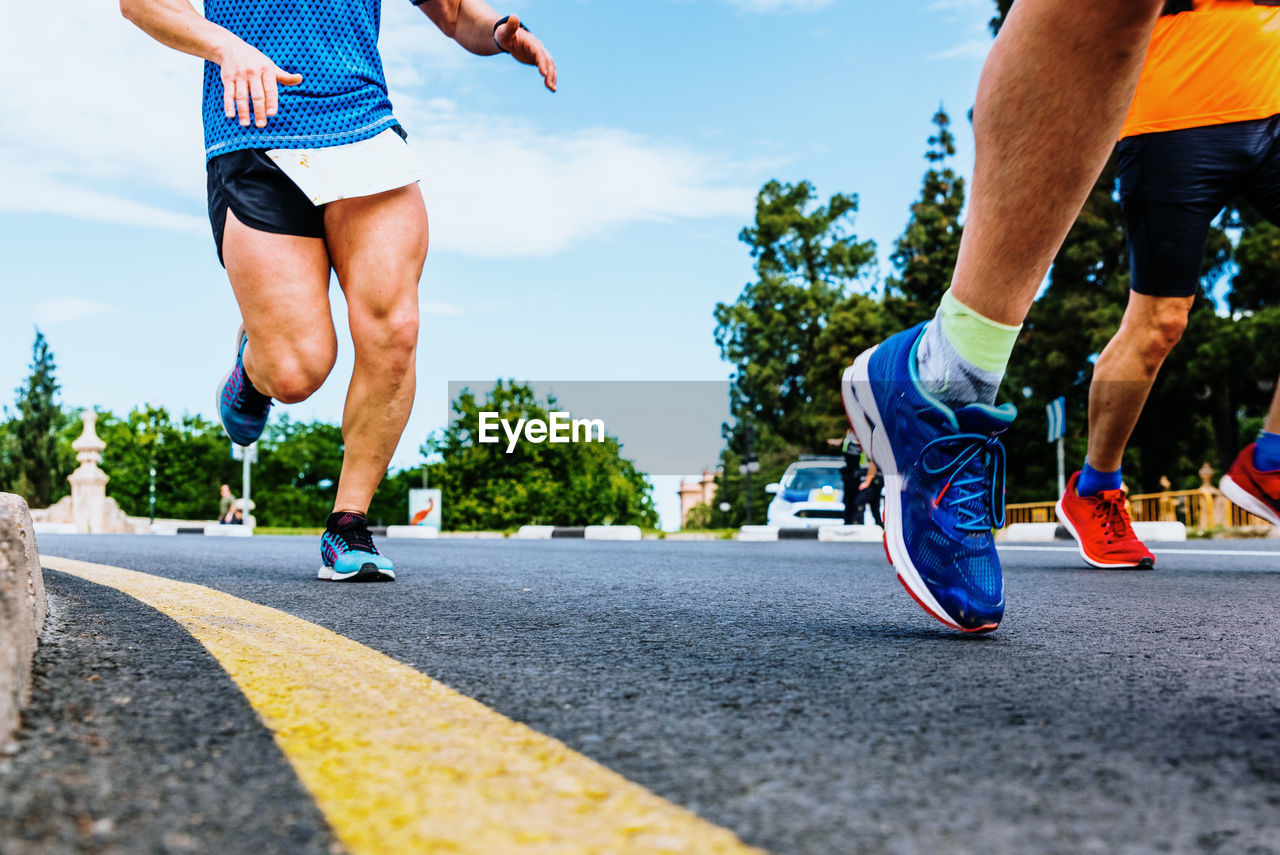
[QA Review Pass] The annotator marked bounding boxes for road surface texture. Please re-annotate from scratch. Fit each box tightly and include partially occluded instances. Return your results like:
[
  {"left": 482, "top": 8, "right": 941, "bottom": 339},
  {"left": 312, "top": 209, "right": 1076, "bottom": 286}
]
[{"left": 2, "top": 535, "right": 1277, "bottom": 855}]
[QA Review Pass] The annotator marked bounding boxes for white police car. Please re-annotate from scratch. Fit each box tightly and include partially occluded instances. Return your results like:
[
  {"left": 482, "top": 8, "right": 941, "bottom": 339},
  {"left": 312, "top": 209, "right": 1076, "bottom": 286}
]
[{"left": 764, "top": 457, "right": 848, "bottom": 528}]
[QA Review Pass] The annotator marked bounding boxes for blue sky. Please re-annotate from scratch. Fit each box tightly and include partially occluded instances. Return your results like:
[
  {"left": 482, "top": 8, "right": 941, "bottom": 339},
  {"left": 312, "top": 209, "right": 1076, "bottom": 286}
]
[{"left": 0, "top": 0, "right": 994, "bottom": 528}]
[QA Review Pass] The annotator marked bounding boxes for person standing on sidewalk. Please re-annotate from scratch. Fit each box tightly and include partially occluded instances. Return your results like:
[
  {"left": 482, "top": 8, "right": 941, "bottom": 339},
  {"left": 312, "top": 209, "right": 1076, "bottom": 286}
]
[
  {"left": 842, "top": 0, "right": 1167, "bottom": 632},
  {"left": 218, "top": 483, "right": 236, "bottom": 524},
  {"left": 1056, "top": 0, "right": 1280, "bottom": 569},
  {"left": 837, "top": 433, "right": 882, "bottom": 528},
  {"left": 120, "top": 0, "right": 556, "bottom": 581}
]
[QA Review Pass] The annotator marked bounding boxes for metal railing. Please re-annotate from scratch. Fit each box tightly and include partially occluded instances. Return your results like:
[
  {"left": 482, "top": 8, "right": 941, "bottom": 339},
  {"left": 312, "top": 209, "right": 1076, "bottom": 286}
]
[
  {"left": 1005, "top": 489, "right": 1270, "bottom": 529},
  {"left": 1004, "top": 502, "right": 1057, "bottom": 524}
]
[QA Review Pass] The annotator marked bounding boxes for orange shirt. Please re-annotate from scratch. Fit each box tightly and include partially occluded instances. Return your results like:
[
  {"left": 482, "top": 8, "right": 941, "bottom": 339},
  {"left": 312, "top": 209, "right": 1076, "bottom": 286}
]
[{"left": 1121, "top": 0, "right": 1280, "bottom": 139}]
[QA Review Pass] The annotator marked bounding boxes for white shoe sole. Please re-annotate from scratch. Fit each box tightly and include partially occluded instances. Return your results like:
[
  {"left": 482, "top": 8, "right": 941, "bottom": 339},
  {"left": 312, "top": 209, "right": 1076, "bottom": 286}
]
[
  {"left": 317, "top": 563, "right": 396, "bottom": 582},
  {"left": 1220, "top": 474, "right": 1280, "bottom": 527},
  {"left": 1054, "top": 497, "right": 1154, "bottom": 570},
  {"left": 842, "top": 350, "right": 967, "bottom": 632}
]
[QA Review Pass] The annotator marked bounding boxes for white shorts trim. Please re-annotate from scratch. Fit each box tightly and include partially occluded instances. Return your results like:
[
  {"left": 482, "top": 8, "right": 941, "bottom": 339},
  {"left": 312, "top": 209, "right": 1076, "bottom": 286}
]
[{"left": 266, "top": 128, "right": 427, "bottom": 206}]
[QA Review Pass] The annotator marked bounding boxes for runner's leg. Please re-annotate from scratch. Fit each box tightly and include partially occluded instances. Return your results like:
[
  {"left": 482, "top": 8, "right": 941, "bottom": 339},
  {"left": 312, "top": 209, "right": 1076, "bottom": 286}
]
[
  {"left": 840, "top": 0, "right": 1165, "bottom": 629},
  {"left": 324, "top": 184, "right": 429, "bottom": 515},
  {"left": 1087, "top": 294, "right": 1195, "bottom": 473},
  {"left": 222, "top": 210, "right": 338, "bottom": 403},
  {"left": 950, "top": 0, "right": 1164, "bottom": 326}
]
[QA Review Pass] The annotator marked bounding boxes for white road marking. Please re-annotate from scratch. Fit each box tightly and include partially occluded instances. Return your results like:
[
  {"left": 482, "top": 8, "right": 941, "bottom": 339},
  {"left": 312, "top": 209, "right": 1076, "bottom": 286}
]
[{"left": 998, "top": 545, "right": 1280, "bottom": 558}]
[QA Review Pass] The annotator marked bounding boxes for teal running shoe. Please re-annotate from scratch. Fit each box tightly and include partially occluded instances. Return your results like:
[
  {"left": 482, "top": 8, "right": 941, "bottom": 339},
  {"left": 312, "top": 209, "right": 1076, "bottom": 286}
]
[
  {"left": 217, "top": 325, "right": 272, "bottom": 447},
  {"left": 318, "top": 512, "right": 395, "bottom": 582},
  {"left": 842, "top": 322, "right": 1013, "bottom": 632}
]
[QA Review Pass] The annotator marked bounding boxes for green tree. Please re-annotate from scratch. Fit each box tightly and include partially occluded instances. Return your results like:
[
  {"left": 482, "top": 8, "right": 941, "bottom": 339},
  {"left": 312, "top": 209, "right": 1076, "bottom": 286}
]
[
  {"left": 427, "top": 381, "right": 657, "bottom": 531},
  {"left": 96, "top": 406, "right": 240, "bottom": 520},
  {"left": 5, "top": 331, "right": 74, "bottom": 507},
  {"left": 1227, "top": 203, "right": 1280, "bottom": 315},
  {"left": 92, "top": 406, "right": 421, "bottom": 527},
  {"left": 990, "top": 0, "right": 1013, "bottom": 34},
  {"left": 706, "top": 180, "right": 884, "bottom": 526},
  {"left": 713, "top": 180, "right": 880, "bottom": 450},
  {"left": 885, "top": 106, "right": 967, "bottom": 329},
  {"left": 367, "top": 465, "right": 434, "bottom": 528},
  {"left": 254, "top": 415, "right": 347, "bottom": 527}
]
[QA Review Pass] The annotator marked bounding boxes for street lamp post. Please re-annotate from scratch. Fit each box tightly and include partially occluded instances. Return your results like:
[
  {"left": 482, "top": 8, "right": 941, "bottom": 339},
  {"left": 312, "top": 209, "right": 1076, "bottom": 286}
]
[{"left": 739, "top": 458, "right": 760, "bottom": 524}]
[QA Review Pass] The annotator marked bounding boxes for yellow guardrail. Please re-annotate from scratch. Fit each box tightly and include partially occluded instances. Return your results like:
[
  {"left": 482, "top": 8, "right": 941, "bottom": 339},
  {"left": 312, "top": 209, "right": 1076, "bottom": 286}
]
[{"left": 1005, "top": 489, "right": 1271, "bottom": 529}]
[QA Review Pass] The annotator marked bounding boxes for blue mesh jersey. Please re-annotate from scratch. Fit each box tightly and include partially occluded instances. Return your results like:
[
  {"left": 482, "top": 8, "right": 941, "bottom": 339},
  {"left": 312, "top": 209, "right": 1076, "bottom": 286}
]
[{"left": 202, "top": 0, "right": 406, "bottom": 159}]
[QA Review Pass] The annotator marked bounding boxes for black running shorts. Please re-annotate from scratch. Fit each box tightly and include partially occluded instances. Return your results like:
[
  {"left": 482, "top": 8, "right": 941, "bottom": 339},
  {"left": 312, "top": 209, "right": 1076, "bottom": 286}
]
[
  {"left": 1118, "top": 115, "right": 1280, "bottom": 297},
  {"left": 206, "top": 148, "right": 326, "bottom": 267}
]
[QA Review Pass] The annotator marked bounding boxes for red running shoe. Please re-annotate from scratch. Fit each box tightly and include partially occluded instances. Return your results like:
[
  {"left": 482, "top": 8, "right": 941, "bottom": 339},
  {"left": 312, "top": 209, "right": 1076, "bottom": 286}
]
[
  {"left": 1220, "top": 443, "right": 1280, "bottom": 526},
  {"left": 1056, "top": 471, "right": 1155, "bottom": 570}
]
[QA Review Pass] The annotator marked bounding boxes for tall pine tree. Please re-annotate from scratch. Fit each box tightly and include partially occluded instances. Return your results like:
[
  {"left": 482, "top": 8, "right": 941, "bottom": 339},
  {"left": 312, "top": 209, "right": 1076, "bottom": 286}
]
[
  {"left": 9, "top": 330, "right": 70, "bottom": 507},
  {"left": 885, "top": 106, "right": 966, "bottom": 329},
  {"left": 701, "top": 180, "right": 884, "bottom": 527},
  {"left": 714, "top": 180, "right": 879, "bottom": 449}
]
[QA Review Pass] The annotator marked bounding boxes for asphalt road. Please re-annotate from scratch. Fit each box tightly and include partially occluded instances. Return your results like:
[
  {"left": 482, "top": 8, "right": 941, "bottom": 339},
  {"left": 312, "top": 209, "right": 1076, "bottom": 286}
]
[{"left": 3, "top": 535, "right": 1279, "bottom": 855}]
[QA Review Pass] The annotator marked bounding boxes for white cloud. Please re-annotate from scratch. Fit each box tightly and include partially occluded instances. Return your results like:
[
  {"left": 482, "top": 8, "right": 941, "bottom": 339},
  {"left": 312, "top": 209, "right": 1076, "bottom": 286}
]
[
  {"left": 924, "top": 0, "right": 994, "bottom": 60},
  {"left": 724, "top": 0, "right": 834, "bottom": 11},
  {"left": 926, "top": 0, "right": 990, "bottom": 15},
  {"left": 0, "top": 0, "right": 750, "bottom": 258},
  {"left": 33, "top": 298, "right": 116, "bottom": 326},
  {"left": 401, "top": 99, "right": 749, "bottom": 256},
  {"left": 930, "top": 38, "right": 991, "bottom": 61},
  {"left": 421, "top": 302, "right": 465, "bottom": 317}
]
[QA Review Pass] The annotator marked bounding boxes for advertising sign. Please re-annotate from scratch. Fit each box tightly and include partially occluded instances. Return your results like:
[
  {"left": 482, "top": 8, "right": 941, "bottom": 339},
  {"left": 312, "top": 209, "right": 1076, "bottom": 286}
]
[{"left": 408, "top": 488, "right": 442, "bottom": 530}]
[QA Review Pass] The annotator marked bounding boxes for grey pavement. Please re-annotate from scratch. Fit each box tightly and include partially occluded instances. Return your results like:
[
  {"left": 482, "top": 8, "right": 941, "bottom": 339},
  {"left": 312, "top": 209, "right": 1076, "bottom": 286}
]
[
  {"left": 0, "top": 566, "right": 338, "bottom": 855},
  {"left": 3, "top": 535, "right": 1279, "bottom": 855}
]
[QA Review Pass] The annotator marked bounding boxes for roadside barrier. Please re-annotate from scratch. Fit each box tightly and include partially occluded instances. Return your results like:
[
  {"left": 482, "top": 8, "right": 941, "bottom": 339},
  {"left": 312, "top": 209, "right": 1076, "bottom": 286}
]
[
  {"left": 736, "top": 525, "right": 883, "bottom": 542},
  {"left": 515, "top": 525, "right": 643, "bottom": 541},
  {"left": 0, "top": 494, "right": 47, "bottom": 746},
  {"left": 1006, "top": 488, "right": 1271, "bottom": 531}
]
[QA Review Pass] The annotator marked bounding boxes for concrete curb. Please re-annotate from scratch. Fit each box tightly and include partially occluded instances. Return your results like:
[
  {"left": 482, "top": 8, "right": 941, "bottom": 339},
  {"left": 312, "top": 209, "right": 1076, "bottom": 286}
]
[
  {"left": 817, "top": 524, "right": 886, "bottom": 542},
  {"left": 997, "top": 523, "right": 1062, "bottom": 542},
  {"left": 150, "top": 521, "right": 243, "bottom": 536},
  {"left": 1, "top": 493, "right": 47, "bottom": 746},
  {"left": 514, "top": 525, "right": 643, "bottom": 541},
  {"left": 584, "top": 525, "right": 642, "bottom": 541},
  {"left": 999, "top": 521, "right": 1187, "bottom": 543},
  {"left": 737, "top": 525, "right": 886, "bottom": 542},
  {"left": 385, "top": 525, "right": 440, "bottom": 540}
]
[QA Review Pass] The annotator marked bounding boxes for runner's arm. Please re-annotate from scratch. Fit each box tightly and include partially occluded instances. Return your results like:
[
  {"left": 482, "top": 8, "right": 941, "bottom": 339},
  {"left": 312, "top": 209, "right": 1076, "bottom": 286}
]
[
  {"left": 414, "top": 0, "right": 557, "bottom": 91},
  {"left": 119, "top": 0, "right": 303, "bottom": 127}
]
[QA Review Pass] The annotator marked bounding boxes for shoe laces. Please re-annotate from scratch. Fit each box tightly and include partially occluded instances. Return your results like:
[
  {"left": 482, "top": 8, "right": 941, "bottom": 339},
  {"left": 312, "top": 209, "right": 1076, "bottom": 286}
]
[
  {"left": 1092, "top": 490, "right": 1133, "bottom": 542},
  {"left": 921, "top": 431, "right": 1007, "bottom": 532},
  {"left": 330, "top": 514, "right": 379, "bottom": 554},
  {"left": 232, "top": 367, "right": 272, "bottom": 418}
]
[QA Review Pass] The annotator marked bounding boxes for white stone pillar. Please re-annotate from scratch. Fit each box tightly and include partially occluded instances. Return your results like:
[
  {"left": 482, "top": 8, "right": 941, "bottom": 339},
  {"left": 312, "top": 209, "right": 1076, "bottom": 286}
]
[{"left": 67, "top": 411, "right": 109, "bottom": 534}]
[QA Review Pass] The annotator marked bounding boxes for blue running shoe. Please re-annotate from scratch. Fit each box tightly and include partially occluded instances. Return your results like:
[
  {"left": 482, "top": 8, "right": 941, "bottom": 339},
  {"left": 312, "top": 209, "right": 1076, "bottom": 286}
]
[
  {"left": 217, "top": 325, "right": 272, "bottom": 447},
  {"left": 318, "top": 512, "right": 395, "bottom": 582},
  {"left": 841, "top": 322, "right": 1013, "bottom": 632}
]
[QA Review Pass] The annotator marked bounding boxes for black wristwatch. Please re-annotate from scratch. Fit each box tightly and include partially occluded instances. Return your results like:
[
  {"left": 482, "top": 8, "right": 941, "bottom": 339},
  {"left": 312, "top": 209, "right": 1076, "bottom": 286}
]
[{"left": 492, "top": 15, "right": 530, "bottom": 53}]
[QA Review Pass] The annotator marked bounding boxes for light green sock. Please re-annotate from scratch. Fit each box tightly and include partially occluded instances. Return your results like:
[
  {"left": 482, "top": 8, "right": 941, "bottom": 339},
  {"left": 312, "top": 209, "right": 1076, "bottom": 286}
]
[
  {"left": 916, "top": 290, "right": 1022, "bottom": 406},
  {"left": 937, "top": 290, "right": 1022, "bottom": 372}
]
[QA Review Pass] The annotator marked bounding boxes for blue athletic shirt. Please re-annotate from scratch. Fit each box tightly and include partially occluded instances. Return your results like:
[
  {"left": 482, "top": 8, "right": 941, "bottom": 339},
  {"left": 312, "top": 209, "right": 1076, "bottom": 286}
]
[{"left": 202, "top": 0, "right": 405, "bottom": 159}]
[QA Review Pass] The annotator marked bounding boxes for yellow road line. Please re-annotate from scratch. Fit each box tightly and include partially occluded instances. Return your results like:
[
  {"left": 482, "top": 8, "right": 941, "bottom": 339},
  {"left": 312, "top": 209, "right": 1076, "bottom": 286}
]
[{"left": 43, "top": 556, "right": 766, "bottom": 855}]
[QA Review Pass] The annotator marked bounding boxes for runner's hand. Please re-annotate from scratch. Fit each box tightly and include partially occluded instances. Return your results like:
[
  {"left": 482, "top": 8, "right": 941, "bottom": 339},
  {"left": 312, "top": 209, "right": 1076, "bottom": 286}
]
[
  {"left": 494, "top": 15, "right": 557, "bottom": 92},
  {"left": 216, "top": 39, "right": 304, "bottom": 127}
]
